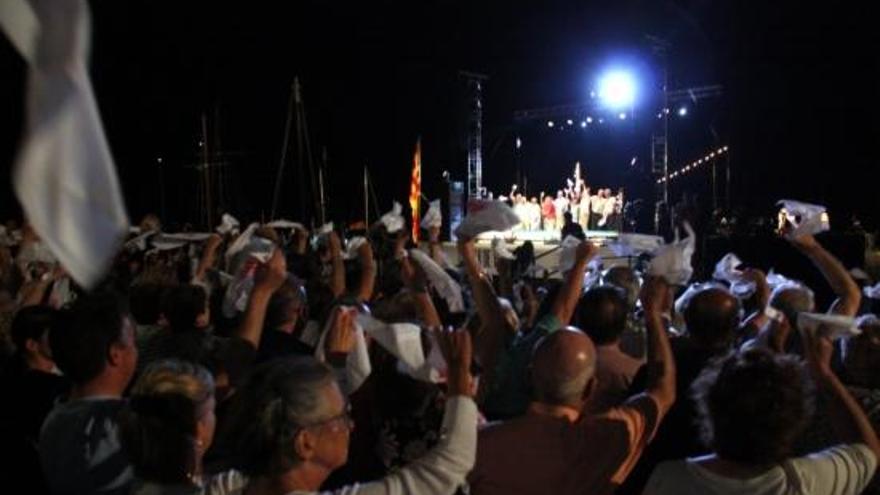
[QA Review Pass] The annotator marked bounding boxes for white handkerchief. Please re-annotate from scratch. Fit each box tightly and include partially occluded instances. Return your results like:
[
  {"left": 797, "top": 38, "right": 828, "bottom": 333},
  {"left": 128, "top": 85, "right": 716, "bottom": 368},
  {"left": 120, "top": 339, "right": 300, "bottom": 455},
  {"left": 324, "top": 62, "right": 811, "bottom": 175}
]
[
  {"left": 216, "top": 213, "right": 240, "bottom": 235},
  {"left": 356, "top": 314, "right": 424, "bottom": 371},
  {"left": 797, "top": 312, "right": 861, "bottom": 340},
  {"left": 315, "top": 308, "right": 371, "bottom": 394},
  {"left": 492, "top": 238, "right": 516, "bottom": 260},
  {"left": 713, "top": 252, "right": 757, "bottom": 298},
  {"left": 454, "top": 200, "right": 521, "bottom": 238},
  {"left": 149, "top": 239, "right": 187, "bottom": 252},
  {"left": 266, "top": 219, "right": 304, "bottom": 230},
  {"left": 766, "top": 269, "right": 797, "bottom": 291},
  {"left": 864, "top": 282, "right": 880, "bottom": 300},
  {"left": 124, "top": 231, "right": 156, "bottom": 252},
  {"left": 344, "top": 236, "right": 367, "bottom": 261},
  {"left": 777, "top": 199, "right": 829, "bottom": 238},
  {"left": 224, "top": 223, "right": 258, "bottom": 269},
  {"left": 609, "top": 234, "right": 664, "bottom": 257},
  {"left": 850, "top": 268, "right": 871, "bottom": 282},
  {"left": 584, "top": 258, "right": 603, "bottom": 290},
  {"left": 647, "top": 222, "right": 696, "bottom": 286},
  {"left": 557, "top": 235, "right": 584, "bottom": 273},
  {"left": 317, "top": 222, "right": 334, "bottom": 235},
  {"left": 380, "top": 202, "right": 405, "bottom": 233},
  {"left": 409, "top": 249, "right": 465, "bottom": 313},
  {"left": 420, "top": 199, "right": 442, "bottom": 229}
]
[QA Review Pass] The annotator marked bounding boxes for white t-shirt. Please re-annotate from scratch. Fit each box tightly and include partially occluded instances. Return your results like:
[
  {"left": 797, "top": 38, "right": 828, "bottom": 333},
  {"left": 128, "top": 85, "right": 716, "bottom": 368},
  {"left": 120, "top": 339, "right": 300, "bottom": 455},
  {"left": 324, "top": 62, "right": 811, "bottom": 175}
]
[{"left": 644, "top": 444, "right": 877, "bottom": 495}]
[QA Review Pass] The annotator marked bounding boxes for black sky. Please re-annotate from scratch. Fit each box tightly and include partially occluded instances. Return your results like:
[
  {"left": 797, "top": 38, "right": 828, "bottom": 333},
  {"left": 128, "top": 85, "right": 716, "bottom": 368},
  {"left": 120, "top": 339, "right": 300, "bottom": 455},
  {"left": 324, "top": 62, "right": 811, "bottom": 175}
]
[{"left": 1, "top": 0, "right": 879, "bottom": 231}]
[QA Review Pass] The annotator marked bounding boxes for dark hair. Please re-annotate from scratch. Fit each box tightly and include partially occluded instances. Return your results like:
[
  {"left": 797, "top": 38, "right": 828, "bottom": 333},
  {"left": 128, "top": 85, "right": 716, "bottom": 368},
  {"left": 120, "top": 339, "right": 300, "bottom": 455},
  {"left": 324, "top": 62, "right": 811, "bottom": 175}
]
[
  {"left": 218, "top": 357, "right": 336, "bottom": 476},
  {"left": 265, "top": 277, "right": 307, "bottom": 330},
  {"left": 129, "top": 283, "right": 168, "bottom": 326},
  {"left": 161, "top": 285, "right": 207, "bottom": 334},
  {"left": 120, "top": 360, "right": 214, "bottom": 484},
  {"left": 683, "top": 287, "right": 740, "bottom": 350},
  {"left": 11, "top": 305, "right": 56, "bottom": 351},
  {"left": 50, "top": 291, "right": 128, "bottom": 384},
  {"left": 693, "top": 348, "right": 813, "bottom": 465},
  {"left": 575, "top": 286, "right": 628, "bottom": 345}
]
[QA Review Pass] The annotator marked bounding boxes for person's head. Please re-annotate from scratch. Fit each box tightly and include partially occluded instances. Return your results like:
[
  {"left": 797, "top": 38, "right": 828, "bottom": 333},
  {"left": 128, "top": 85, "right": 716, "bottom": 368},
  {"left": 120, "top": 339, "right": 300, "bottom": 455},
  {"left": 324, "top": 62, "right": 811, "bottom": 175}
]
[
  {"left": 50, "top": 291, "right": 137, "bottom": 390},
  {"left": 222, "top": 357, "right": 352, "bottom": 483},
  {"left": 563, "top": 211, "right": 573, "bottom": 224},
  {"left": 11, "top": 305, "right": 57, "bottom": 372},
  {"left": 121, "top": 359, "right": 216, "bottom": 484},
  {"left": 769, "top": 283, "right": 815, "bottom": 329},
  {"left": 575, "top": 286, "right": 628, "bottom": 346},
  {"left": 693, "top": 348, "right": 813, "bottom": 465},
  {"left": 683, "top": 287, "right": 741, "bottom": 351},
  {"left": 842, "top": 314, "right": 880, "bottom": 388},
  {"left": 129, "top": 283, "right": 168, "bottom": 326},
  {"left": 602, "top": 266, "right": 641, "bottom": 311},
  {"left": 161, "top": 285, "right": 210, "bottom": 333},
  {"left": 265, "top": 276, "right": 308, "bottom": 332},
  {"left": 530, "top": 327, "right": 597, "bottom": 408}
]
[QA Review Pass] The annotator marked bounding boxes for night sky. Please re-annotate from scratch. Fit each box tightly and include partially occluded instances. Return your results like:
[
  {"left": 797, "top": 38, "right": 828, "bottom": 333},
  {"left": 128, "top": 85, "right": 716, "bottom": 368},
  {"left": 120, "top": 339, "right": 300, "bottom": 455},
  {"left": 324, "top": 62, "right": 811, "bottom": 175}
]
[{"left": 2, "top": 1, "right": 879, "bottom": 232}]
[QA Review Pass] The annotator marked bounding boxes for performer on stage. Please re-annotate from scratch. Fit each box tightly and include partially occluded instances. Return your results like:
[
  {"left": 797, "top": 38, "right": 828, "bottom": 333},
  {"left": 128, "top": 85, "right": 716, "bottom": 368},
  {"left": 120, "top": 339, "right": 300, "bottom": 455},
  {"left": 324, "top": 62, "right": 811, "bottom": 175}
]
[
  {"left": 541, "top": 193, "right": 556, "bottom": 231},
  {"left": 589, "top": 189, "right": 604, "bottom": 230},
  {"left": 553, "top": 190, "right": 568, "bottom": 230},
  {"left": 578, "top": 187, "right": 591, "bottom": 231}
]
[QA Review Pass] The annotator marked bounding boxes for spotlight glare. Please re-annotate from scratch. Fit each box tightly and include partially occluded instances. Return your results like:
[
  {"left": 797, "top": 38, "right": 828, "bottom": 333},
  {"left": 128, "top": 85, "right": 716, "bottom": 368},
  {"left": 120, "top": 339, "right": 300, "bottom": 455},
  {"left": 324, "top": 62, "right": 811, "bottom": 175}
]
[
  {"left": 677, "top": 106, "right": 688, "bottom": 116},
  {"left": 586, "top": 116, "right": 593, "bottom": 123},
  {"left": 547, "top": 121, "right": 554, "bottom": 128},
  {"left": 580, "top": 121, "right": 587, "bottom": 128},
  {"left": 618, "top": 112, "right": 627, "bottom": 120},
  {"left": 566, "top": 119, "right": 573, "bottom": 126},
  {"left": 597, "top": 70, "right": 637, "bottom": 109}
]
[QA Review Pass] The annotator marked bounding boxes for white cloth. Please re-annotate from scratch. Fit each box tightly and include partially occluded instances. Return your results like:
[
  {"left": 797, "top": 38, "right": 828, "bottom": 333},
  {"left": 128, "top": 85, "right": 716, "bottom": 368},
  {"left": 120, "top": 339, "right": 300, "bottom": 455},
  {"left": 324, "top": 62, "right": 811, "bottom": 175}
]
[
  {"left": 344, "top": 236, "right": 367, "bottom": 261},
  {"left": 408, "top": 249, "right": 464, "bottom": 313},
  {"left": 778, "top": 199, "right": 830, "bottom": 239},
  {"left": 265, "top": 219, "right": 304, "bottom": 230},
  {"left": 645, "top": 444, "right": 877, "bottom": 495},
  {"left": 420, "top": 199, "right": 442, "bottom": 229},
  {"left": 798, "top": 312, "right": 861, "bottom": 340},
  {"left": 609, "top": 234, "right": 664, "bottom": 257},
  {"left": 314, "top": 307, "right": 371, "bottom": 394},
  {"left": 713, "top": 252, "right": 757, "bottom": 298},
  {"left": 216, "top": 213, "right": 240, "bottom": 235},
  {"left": 647, "top": 222, "right": 696, "bottom": 286},
  {"left": 380, "top": 201, "right": 405, "bottom": 233},
  {"left": 455, "top": 200, "right": 521, "bottom": 238},
  {"left": 355, "top": 313, "right": 439, "bottom": 383},
  {"left": 154, "top": 232, "right": 213, "bottom": 243},
  {"left": 864, "top": 282, "right": 880, "bottom": 300},
  {"left": 1, "top": 0, "right": 130, "bottom": 289}
]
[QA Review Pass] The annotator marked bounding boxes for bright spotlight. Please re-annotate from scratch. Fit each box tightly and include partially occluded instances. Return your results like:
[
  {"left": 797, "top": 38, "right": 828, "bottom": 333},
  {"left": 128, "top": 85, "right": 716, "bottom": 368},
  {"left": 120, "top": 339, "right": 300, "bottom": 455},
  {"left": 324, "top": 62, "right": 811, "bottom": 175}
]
[
  {"left": 566, "top": 119, "right": 573, "bottom": 126},
  {"left": 597, "top": 70, "right": 636, "bottom": 109},
  {"left": 618, "top": 112, "right": 627, "bottom": 120},
  {"left": 580, "top": 121, "right": 587, "bottom": 128},
  {"left": 547, "top": 120, "right": 554, "bottom": 128},
  {"left": 677, "top": 106, "right": 688, "bottom": 116},
  {"left": 515, "top": 137, "right": 522, "bottom": 149},
  {"left": 586, "top": 116, "right": 593, "bottom": 124}
]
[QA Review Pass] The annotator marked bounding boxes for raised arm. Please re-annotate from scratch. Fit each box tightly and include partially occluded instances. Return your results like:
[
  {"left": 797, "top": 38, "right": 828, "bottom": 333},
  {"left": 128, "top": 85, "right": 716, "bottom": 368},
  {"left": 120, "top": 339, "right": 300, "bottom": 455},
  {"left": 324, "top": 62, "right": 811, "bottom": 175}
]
[
  {"left": 637, "top": 276, "right": 677, "bottom": 414},
  {"left": 551, "top": 240, "right": 597, "bottom": 325},
  {"left": 803, "top": 327, "right": 880, "bottom": 459},
  {"left": 354, "top": 239, "right": 376, "bottom": 303},
  {"left": 328, "top": 232, "right": 345, "bottom": 297},
  {"left": 789, "top": 233, "right": 861, "bottom": 316},
  {"left": 236, "top": 250, "right": 287, "bottom": 349},
  {"left": 457, "top": 237, "right": 511, "bottom": 368},
  {"left": 193, "top": 234, "right": 223, "bottom": 282}
]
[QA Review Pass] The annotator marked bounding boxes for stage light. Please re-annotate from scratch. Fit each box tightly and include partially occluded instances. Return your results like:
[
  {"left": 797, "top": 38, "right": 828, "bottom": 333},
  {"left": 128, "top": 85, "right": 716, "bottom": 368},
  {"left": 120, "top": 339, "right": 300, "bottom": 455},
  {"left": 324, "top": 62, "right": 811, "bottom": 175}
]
[
  {"left": 618, "top": 112, "right": 627, "bottom": 120},
  {"left": 630, "top": 157, "right": 638, "bottom": 166},
  {"left": 516, "top": 137, "right": 522, "bottom": 149},
  {"left": 566, "top": 119, "right": 573, "bottom": 126},
  {"left": 598, "top": 118, "right": 605, "bottom": 124},
  {"left": 677, "top": 106, "right": 688, "bottom": 116},
  {"left": 597, "top": 70, "right": 636, "bottom": 109},
  {"left": 580, "top": 121, "right": 587, "bottom": 128},
  {"left": 547, "top": 121, "right": 554, "bottom": 128},
  {"left": 586, "top": 116, "right": 593, "bottom": 124}
]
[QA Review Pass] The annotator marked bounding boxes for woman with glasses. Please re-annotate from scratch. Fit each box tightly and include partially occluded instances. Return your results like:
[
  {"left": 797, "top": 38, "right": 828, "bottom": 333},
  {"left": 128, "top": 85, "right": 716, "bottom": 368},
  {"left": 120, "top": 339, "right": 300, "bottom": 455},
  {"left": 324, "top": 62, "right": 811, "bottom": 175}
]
[{"left": 217, "top": 328, "right": 477, "bottom": 495}]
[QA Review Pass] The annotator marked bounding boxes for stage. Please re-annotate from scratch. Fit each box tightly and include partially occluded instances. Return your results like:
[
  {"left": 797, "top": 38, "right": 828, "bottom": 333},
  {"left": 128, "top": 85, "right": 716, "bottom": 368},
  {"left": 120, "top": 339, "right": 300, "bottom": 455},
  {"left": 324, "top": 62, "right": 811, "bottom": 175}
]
[{"left": 440, "top": 229, "right": 636, "bottom": 279}]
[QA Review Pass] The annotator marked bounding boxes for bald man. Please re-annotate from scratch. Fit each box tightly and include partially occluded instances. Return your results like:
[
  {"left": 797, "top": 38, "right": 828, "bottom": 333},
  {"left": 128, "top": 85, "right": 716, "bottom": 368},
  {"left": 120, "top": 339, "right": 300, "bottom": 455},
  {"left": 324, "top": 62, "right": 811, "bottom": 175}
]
[{"left": 469, "top": 278, "right": 676, "bottom": 495}]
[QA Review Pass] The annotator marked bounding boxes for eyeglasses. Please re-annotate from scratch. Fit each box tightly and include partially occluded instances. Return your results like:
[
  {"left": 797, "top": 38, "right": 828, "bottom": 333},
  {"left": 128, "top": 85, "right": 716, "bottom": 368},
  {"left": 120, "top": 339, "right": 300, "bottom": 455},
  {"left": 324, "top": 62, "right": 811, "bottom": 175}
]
[{"left": 304, "top": 403, "right": 354, "bottom": 432}]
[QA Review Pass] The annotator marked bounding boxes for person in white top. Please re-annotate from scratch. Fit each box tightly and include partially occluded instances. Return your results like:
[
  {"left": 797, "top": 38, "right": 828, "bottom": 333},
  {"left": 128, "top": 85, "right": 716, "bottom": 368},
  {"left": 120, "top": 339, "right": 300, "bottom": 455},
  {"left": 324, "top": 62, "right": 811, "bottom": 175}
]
[
  {"left": 644, "top": 323, "right": 879, "bottom": 495},
  {"left": 218, "top": 329, "right": 478, "bottom": 495},
  {"left": 553, "top": 191, "right": 569, "bottom": 230}
]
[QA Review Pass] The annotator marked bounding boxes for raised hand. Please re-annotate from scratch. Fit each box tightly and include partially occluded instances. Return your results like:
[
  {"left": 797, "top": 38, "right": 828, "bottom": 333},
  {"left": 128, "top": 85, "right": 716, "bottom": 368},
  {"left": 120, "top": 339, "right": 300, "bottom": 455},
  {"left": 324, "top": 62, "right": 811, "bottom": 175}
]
[{"left": 434, "top": 327, "right": 474, "bottom": 397}]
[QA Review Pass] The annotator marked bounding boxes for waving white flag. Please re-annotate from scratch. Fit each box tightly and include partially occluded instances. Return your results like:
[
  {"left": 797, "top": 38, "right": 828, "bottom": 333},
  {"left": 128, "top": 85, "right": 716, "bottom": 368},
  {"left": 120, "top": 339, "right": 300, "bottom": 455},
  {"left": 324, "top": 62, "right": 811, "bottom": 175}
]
[{"left": 1, "top": 0, "right": 129, "bottom": 288}]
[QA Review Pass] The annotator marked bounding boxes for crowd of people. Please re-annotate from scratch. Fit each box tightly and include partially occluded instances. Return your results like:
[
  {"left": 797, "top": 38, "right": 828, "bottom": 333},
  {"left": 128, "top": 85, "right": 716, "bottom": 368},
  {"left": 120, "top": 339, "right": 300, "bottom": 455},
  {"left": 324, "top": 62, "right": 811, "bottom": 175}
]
[
  {"left": 481, "top": 168, "right": 624, "bottom": 232},
  {"left": 1, "top": 201, "right": 880, "bottom": 495}
]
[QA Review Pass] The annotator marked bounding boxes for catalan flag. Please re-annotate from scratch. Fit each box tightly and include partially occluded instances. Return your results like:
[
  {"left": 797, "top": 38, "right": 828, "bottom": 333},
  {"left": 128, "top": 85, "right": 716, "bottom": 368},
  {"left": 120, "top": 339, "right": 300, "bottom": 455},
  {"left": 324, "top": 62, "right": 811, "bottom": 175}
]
[{"left": 409, "top": 138, "right": 422, "bottom": 242}]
